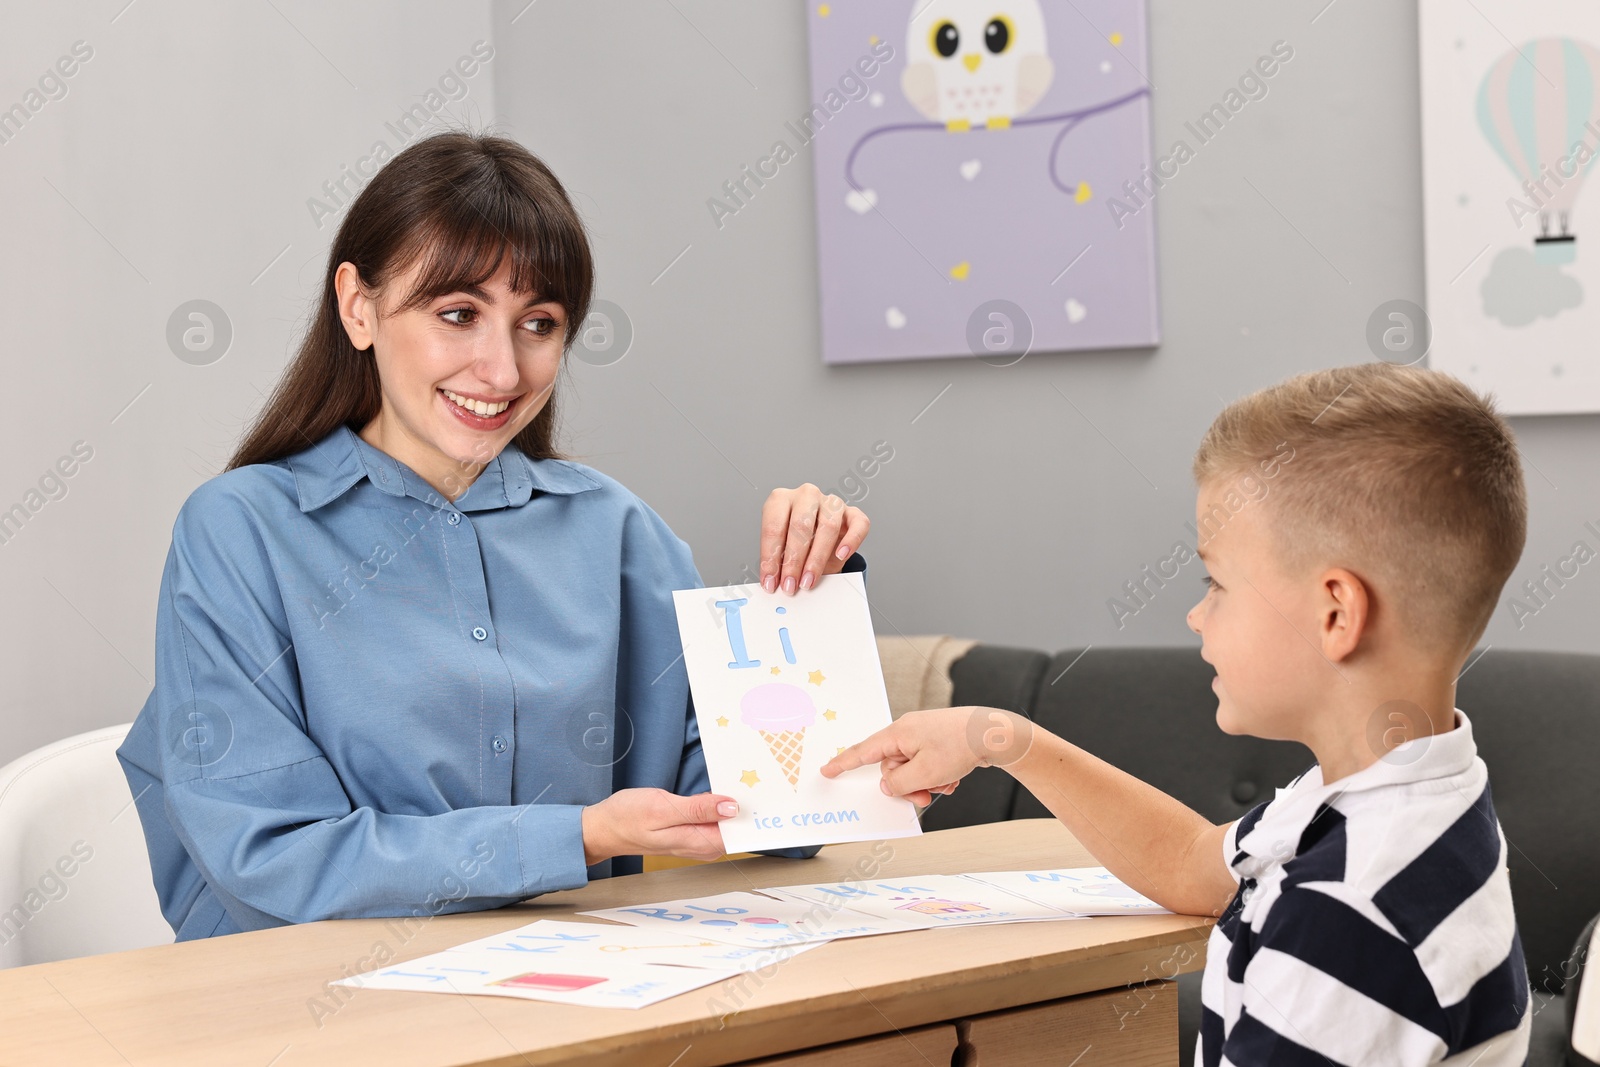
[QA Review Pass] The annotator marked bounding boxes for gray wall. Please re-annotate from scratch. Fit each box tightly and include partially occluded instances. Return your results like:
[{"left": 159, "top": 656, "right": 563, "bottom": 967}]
[
  {"left": 0, "top": 1, "right": 495, "bottom": 768},
  {"left": 497, "top": 0, "right": 1598, "bottom": 659},
  {"left": 1, "top": 0, "right": 1594, "bottom": 770}
]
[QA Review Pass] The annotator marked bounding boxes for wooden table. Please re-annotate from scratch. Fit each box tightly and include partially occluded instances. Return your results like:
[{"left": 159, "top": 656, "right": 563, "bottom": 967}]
[{"left": 0, "top": 820, "right": 1212, "bottom": 1066}]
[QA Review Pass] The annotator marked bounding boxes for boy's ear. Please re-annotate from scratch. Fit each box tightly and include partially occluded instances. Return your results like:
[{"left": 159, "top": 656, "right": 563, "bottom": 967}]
[{"left": 1317, "top": 567, "right": 1370, "bottom": 662}]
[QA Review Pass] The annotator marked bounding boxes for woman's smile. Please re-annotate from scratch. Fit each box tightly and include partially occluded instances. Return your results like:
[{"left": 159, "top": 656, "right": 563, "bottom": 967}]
[{"left": 438, "top": 386, "right": 521, "bottom": 430}]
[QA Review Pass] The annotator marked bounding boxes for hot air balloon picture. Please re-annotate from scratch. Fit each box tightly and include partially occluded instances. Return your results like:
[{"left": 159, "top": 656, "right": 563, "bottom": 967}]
[
  {"left": 1419, "top": 0, "right": 1600, "bottom": 415},
  {"left": 1478, "top": 37, "right": 1600, "bottom": 265}
]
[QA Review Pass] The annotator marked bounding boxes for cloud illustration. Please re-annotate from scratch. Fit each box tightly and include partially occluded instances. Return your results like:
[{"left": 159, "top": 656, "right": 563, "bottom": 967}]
[{"left": 1481, "top": 247, "right": 1584, "bottom": 328}]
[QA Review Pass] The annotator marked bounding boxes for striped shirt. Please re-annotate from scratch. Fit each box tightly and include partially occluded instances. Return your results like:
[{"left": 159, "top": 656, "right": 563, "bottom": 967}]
[{"left": 1199, "top": 709, "right": 1531, "bottom": 1066}]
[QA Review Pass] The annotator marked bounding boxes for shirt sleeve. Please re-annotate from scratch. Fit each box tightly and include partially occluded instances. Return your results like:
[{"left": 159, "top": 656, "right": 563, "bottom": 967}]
[{"left": 145, "top": 483, "right": 588, "bottom": 931}]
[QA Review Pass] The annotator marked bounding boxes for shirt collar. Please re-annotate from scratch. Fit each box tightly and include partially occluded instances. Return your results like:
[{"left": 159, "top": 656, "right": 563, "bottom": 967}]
[
  {"left": 284, "top": 424, "right": 599, "bottom": 513},
  {"left": 1233, "top": 708, "right": 1481, "bottom": 875}
]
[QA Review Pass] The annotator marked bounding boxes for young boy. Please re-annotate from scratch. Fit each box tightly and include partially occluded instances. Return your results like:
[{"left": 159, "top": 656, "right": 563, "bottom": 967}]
[{"left": 823, "top": 363, "right": 1532, "bottom": 1065}]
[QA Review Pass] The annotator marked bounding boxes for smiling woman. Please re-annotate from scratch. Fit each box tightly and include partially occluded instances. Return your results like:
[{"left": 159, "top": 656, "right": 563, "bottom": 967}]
[
  {"left": 235, "top": 131, "right": 589, "bottom": 495},
  {"left": 114, "top": 130, "right": 871, "bottom": 941}
]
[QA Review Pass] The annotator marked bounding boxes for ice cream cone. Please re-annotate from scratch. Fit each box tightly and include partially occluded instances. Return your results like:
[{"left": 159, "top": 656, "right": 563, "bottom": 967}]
[
  {"left": 740, "top": 682, "right": 819, "bottom": 791},
  {"left": 758, "top": 729, "right": 807, "bottom": 788}
]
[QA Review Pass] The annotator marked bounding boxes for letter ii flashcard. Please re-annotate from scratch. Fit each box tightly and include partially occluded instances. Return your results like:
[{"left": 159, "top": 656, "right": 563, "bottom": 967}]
[{"left": 671, "top": 572, "right": 921, "bottom": 853}]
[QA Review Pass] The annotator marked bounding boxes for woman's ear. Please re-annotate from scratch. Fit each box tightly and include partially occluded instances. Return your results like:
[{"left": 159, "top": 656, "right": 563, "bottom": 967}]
[
  {"left": 334, "top": 261, "right": 377, "bottom": 352},
  {"left": 1318, "top": 567, "right": 1370, "bottom": 663}
]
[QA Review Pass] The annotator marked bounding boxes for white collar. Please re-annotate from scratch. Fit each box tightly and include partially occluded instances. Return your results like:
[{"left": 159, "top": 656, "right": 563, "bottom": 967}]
[{"left": 1233, "top": 708, "right": 1480, "bottom": 877}]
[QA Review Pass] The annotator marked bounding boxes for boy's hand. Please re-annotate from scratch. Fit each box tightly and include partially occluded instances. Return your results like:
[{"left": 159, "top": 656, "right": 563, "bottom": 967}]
[{"left": 821, "top": 707, "right": 1033, "bottom": 806}]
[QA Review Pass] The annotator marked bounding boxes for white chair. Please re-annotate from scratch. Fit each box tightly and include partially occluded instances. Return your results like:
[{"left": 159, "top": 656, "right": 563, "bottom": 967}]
[{"left": 0, "top": 723, "right": 173, "bottom": 968}]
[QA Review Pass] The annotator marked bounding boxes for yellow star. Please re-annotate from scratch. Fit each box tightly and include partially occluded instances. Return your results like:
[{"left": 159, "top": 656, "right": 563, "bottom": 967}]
[
  {"left": 715, "top": 716, "right": 729, "bottom": 728},
  {"left": 770, "top": 666, "right": 781, "bottom": 675},
  {"left": 740, "top": 770, "right": 761, "bottom": 787},
  {"left": 1109, "top": 31, "right": 1124, "bottom": 45},
  {"left": 836, "top": 747, "right": 846, "bottom": 756},
  {"left": 808, "top": 670, "right": 826, "bottom": 686},
  {"left": 823, "top": 709, "right": 837, "bottom": 721}
]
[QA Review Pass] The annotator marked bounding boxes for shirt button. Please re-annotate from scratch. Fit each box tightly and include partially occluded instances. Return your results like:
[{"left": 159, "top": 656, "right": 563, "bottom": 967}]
[
  {"left": 491, "top": 735, "right": 508, "bottom": 753},
  {"left": 472, "top": 626, "right": 488, "bottom": 641},
  {"left": 446, "top": 512, "right": 461, "bottom": 525}
]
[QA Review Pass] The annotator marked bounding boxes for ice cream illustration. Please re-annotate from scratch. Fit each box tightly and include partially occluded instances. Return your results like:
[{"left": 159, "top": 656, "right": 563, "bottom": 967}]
[{"left": 739, "top": 682, "right": 818, "bottom": 788}]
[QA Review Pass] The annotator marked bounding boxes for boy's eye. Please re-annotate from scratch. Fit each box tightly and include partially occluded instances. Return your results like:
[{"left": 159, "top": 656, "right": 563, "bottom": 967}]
[{"left": 1202, "top": 575, "right": 1221, "bottom": 591}]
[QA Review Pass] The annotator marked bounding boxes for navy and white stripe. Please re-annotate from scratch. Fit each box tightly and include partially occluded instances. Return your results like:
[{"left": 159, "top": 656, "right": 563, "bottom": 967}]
[{"left": 1198, "top": 709, "right": 1530, "bottom": 1066}]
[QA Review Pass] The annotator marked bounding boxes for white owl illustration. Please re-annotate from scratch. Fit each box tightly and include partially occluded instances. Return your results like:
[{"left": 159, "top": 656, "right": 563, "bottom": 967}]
[{"left": 901, "top": 0, "right": 1055, "bottom": 131}]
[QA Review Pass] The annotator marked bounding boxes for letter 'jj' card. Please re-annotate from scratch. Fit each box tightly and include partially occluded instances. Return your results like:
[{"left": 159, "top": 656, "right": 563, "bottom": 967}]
[{"left": 671, "top": 572, "right": 921, "bottom": 853}]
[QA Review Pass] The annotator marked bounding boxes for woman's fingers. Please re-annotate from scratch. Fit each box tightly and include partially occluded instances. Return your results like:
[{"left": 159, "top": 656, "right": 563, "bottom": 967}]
[
  {"left": 800, "top": 494, "right": 847, "bottom": 589},
  {"left": 777, "top": 484, "right": 823, "bottom": 594},
  {"left": 643, "top": 791, "right": 731, "bottom": 859},
  {"left": 659, "top": 791, "right": 737, "bottom": 827},
  {"left": 759, "top": 486, "right": 871, "bottom": 593},
  {"left": 823, "top": 504, "right": 870, "bottom": 574},
  {"left": 758, "top": 490, "right": 794, "bottom": 594}
]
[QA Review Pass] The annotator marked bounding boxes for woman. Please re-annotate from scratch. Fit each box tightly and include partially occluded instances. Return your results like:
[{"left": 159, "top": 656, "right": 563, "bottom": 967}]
[{"left": 116, "top": 132, "right": 869, "bottom": 941}]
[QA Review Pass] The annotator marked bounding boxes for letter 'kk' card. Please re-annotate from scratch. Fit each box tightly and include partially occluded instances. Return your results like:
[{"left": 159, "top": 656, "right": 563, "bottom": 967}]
[{"left": 671, "top": 572, "right": 921, "bottom": 853}]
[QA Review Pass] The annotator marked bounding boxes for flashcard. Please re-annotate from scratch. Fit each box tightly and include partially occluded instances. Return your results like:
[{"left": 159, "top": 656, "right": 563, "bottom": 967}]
[
  {"left": 763, "top": 876, "right": 1080, "bottom": 929},
  {"left": 438, "top": 918, "right": 823, "bottom": 972},
  {"left": 671, "top": 572, "right": 922, "bottom": 853},
  {"left": 581, "top": 890, "right": 926, "bottom": 947},
  {"left": 963, "top": 868, "right": 1171, "bottom": 916},
  {"left": 334, "top": 946, "right": 737, "bottom": 1009}
]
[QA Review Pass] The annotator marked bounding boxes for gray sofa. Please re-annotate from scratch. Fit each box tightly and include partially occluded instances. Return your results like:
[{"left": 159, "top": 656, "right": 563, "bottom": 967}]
[{"left": 908, "top": 645, "right": 1600, "bottom": 1066}]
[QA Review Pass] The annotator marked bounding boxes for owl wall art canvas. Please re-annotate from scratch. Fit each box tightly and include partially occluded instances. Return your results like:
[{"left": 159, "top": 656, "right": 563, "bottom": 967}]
[{"left": 803, "top": 0, "right": 1159, "bottom": 364}]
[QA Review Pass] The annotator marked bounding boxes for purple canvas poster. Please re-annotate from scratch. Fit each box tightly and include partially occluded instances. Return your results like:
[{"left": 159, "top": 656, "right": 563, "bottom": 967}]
[{"left": 802, "top": 1, "right": 1160, "bottom": 364}]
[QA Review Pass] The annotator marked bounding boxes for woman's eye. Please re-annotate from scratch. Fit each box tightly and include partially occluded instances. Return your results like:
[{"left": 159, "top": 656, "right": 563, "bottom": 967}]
[
  {"left": 440, "top": 307, "right": 475, "bottom": 326},
  {"left": 525, "top": 317, "right": 557, "bottom": 336}
]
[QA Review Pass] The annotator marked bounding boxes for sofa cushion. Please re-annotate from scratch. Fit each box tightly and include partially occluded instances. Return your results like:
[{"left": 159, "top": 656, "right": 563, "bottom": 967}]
[
  {"left": 1018, "top": 647, "right": 1313, "bottom": 827},
  {"left": 1458, "top": 651, "right": 1600, "bottom": 996}
]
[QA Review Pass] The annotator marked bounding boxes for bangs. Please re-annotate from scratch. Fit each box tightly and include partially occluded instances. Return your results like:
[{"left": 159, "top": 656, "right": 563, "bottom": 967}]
[{"left": 386, "top": 175, "right": 590, "bottom": 329}]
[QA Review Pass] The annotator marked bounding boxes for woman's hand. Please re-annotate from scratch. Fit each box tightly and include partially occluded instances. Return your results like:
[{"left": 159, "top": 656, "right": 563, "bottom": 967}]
[
  {"left": 821, "top": 707, "right": 1034, "bottom": 807},
  {"left": 580, "top": 788, "right": 738, "bottom": 865},
  {"left": 759, "top": 484, "right": 869, "bottom": 595}
]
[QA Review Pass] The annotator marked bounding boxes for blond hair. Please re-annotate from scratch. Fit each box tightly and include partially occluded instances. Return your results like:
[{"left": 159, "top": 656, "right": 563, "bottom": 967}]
[{"left": 1193, "top": 363, "right": 1527, "bottom": 652}]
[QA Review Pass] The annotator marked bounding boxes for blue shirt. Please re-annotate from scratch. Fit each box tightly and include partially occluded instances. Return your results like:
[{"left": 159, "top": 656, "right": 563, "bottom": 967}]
[{"left": 118, "top": 424, "right": 852, "bottom": 940}]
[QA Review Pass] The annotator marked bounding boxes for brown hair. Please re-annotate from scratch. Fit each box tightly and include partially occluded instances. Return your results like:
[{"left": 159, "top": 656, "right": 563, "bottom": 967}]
[
  {"left": 226, "top": 129, "right": 593, "bottom": 472},
  {"left": 1193, "top": 362, "right": 1527, "bottom": 652}
]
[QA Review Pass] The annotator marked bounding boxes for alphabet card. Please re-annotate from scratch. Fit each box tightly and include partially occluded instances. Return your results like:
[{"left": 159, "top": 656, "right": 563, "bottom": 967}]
[
  {"left": 671, "top": 572, "right": 921, "bottom": 853},
  {"left": 582, "top": 890, "right": 926, "bottom": 948},
  {"left": 963, "top": 867, "right": 1170, "bottom": 915},
  {"left": 763, "top": 877, "right": 1082, "bottom": 928},
  {"left": 332, "top": 923, "right": 743, "bottom": 1009},
  {"left": 438, "top": 919, "right": 824, "bottom": 972}
]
